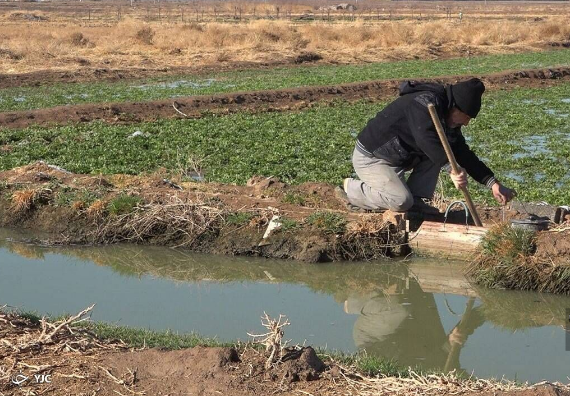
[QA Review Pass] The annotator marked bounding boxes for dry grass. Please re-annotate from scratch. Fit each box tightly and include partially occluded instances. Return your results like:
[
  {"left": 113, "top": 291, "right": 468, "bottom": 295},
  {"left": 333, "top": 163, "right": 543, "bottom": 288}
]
[
  {"left": 10, "top": 188, "right": 51, "bottom": 213},
  {"left": 1, "top": 14, "right": 570, "bottom": 73},
  {"left": 91, "top": 195, "right": 226, "bottom": 247},
  {"left": 86, "top": 199, "right": 106, "bottom": 218}
]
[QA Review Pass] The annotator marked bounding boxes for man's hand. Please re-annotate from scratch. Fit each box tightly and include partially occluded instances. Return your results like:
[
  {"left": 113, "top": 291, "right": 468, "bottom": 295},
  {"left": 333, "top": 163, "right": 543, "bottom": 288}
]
[
  {"left": 450, "top": 167, "right": 468, "bottom": 190},
  {"left": 492, "top": 182, "right": 516, "bottom": 205}
]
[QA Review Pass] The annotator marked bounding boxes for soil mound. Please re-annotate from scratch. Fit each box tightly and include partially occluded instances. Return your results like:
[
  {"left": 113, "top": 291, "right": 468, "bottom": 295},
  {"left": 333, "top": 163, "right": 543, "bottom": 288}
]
[
  {"left": 535, "top": 231, "right": 570, "bottom": 264},
  {"left": 279, "top": 346, "right": 325, "bottom": 382},
  {"left": 102, "top": 346, "right": 240, "bottom": 380}
]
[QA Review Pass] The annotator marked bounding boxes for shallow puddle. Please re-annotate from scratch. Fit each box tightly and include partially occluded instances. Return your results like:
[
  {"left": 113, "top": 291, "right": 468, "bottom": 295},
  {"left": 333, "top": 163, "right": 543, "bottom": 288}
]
[
  {"left": 511, "top": 135, "right": 552, "bottom": 159},
  {"left": 1, "top": 229, "right": 569, "bottom": 382},
  {"left": 134, "top": 79, "right": 217, "bottom": 91}
]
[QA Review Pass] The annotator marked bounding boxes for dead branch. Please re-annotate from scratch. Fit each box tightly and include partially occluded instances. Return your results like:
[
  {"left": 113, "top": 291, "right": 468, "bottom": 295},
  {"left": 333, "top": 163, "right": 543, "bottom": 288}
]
[
  {"left": 247, "top": 312, "right": 290, "bottom": 369},
  {"left": 37, "top": 304, "right": 96, "bottom": 345}
]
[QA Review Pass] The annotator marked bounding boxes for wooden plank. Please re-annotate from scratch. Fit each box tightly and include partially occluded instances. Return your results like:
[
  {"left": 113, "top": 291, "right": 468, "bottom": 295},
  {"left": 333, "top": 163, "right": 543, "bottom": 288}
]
[{"left": 408, "top": 220, "right": 489, "bottom": 259}]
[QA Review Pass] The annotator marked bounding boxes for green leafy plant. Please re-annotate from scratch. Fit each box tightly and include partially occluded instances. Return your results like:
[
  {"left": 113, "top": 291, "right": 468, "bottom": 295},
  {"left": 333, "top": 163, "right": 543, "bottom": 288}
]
[
  {"left": 283, "top": 192, "right": 306, "bottom": 206},
  {"left": 225, "top": 212, "right": 254, "bottom": 225},
  {"left": 107, "top": 194, "right": 143, "bottom": 215},
  {"left": 279, "top": 217, "right": 298, "bottom": 232},
  {"left": 306, "top": 211, "right": 347, "bottom": 234}
]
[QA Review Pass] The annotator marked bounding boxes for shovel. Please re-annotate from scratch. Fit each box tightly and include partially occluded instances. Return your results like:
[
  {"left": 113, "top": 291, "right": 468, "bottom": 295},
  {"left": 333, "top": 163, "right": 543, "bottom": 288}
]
[{"left": 427, "top": 103, "right": 483, "bottom": 227}]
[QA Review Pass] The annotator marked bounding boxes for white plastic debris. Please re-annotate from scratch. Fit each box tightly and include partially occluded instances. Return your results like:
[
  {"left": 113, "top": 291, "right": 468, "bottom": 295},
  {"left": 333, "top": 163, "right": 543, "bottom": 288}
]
[
  {"left": 262, "top": 215, "right": 282, "bottom": 239},
  {"left": 37, "top": 160, "right": 71, "bottom": 174},
  {"left": 128, "top": 130, "right": 146, "bottom": 139}
]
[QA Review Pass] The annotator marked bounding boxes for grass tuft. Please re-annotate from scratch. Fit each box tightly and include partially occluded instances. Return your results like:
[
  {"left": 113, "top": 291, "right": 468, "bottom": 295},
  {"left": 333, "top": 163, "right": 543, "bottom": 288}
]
[
  {"left": 468, "top": 224, "right": 570, "bottom": 294},
  {"left": 479, "top": 223, "right": 536, "bottom": 263},
  {"left": 225, "top": 212, "right": 254, "bottom": 225},
  {"left": 306, "top": 211, "right": 347, "bottom": 234},
  {"left": 107, "top": 194, "right": 143, "bottom": 216},
  {"left": 87, "top": 322, "right": 226, "bottom": 350}
]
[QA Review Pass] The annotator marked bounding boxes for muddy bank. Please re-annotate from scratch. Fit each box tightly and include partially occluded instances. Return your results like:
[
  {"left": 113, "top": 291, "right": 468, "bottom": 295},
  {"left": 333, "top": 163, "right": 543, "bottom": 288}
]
[
  {"left": 0, "top": 163, "right": 514, "bottom": 263},
  {"left": 1, "top": 162, "right": 567, "bottom": 269},
  {"left": 2, "top": 308, "right": 568, "bottom": 396},
  {"left": 1, "top": 67, "right": 569, "bottom": 129},
  {"left": 0, "top": 163, "right": 408, "bottom": 263}
]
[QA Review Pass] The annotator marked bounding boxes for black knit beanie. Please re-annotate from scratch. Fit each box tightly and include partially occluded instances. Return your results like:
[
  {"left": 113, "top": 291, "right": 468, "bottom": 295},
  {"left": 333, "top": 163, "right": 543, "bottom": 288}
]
[{"left": 451, "top": 78, "right": 485, "bottom": 118}]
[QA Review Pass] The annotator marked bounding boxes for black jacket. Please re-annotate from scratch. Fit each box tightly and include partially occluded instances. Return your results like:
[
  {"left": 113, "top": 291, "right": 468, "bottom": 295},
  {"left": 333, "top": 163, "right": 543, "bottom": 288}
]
[{"left": 356, "top": 81, "right": 494, "bottom": 186}]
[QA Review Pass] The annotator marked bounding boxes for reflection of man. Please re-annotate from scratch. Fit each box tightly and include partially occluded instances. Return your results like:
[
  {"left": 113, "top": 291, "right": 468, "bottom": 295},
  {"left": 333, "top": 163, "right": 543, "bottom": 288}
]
[{"left": 344, "top": 278, "right": 484, "bottom": 372}]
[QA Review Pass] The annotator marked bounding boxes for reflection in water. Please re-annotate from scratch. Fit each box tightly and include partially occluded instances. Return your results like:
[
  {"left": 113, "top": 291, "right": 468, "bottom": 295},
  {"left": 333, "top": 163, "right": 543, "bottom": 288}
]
[
  {"left": 1, "top": 229, "right": 569, "bottom": 381},
  {"left": 346, "top": 285, "right": 483, "bottom": 373}
]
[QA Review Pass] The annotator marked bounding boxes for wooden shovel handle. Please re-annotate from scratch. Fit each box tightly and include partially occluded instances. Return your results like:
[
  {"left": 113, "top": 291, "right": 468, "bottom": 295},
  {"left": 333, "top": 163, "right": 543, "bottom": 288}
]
[{"left": 427, "top": 104, "right": 483, "bottom": 227}]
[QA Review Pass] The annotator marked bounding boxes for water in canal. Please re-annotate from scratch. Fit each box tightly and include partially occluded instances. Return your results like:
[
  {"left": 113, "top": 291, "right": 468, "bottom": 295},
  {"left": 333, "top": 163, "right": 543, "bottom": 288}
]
[{"left": 1, "top": 228, "right": 569, "bottom": 383}]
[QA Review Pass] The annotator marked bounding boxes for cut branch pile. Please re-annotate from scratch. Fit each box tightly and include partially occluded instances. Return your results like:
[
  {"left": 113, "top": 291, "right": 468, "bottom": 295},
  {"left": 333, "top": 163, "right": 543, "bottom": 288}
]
[
  {"left": 92, "top": 195, "right": 226, "bottom": 247},
  {"left": 338, "top": 366, "right": 570, "bottom": 396},
  {"left": 0, "top": 304, "right": 128, "bottom": 395}
]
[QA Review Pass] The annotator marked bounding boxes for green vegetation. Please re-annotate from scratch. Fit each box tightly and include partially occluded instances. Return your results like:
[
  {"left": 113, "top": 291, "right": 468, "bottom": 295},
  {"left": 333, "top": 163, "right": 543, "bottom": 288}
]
[
  {"left": 467, "top": 223, "right": 570, "bottom": 295},
  {"left": 306, "top": 211, "right": 347, "bottom": 234},
  {"left": 225, "top": 211, "right": 254, "bottom": 225},
  {"left": 88, "top": 322, "right": 226, "bottom": 349},
  {"left": 1, "top": 83, "right": 569, "bottom": 205},
  {"left": 1, "top": 49, "right": 570, "bottom": 112},
  {"left": 54, "top": 187, "right": 100, "bottom": 207},
  {"left": 107, "top": 194, "right": 143, "bottom": 215},
  {"left": 479, "top": 223, "right": 536, "bottom": 264},
  {"left": 329, "top": 351, "right": 409, "bottom": 377},
  {"left": 279, "top": 217, "right": 299, "bottom": 232},
  {"left": 282, "top": 192, "right": 307, "bottom": 206}
]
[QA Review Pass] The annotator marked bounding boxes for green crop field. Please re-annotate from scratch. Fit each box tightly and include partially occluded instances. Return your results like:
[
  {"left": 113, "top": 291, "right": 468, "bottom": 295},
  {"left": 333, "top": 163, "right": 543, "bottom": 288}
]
[
  {"left": 1, "top": 83, "right": 569, "bottom": 205},
  {"left": 0, "top": 49, "right": 569, "bottom": 112}
]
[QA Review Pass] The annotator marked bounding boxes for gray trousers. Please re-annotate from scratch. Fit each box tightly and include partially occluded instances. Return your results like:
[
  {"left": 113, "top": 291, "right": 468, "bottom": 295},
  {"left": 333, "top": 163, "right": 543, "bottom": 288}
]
[{"left": 345, "top": 147, "right": 441, "bottom": 211}]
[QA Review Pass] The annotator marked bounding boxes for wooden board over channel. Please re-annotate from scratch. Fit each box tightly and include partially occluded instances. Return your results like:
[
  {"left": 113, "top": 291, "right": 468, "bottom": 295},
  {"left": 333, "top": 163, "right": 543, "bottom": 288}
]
[{"left": 407, "top": 220, "right": 490, "bottom": 260}]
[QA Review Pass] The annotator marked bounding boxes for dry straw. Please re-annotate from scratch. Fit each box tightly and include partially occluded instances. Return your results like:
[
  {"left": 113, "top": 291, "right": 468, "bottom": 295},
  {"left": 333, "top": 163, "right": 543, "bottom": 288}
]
[{"left": 1, "top": 16, "right": 570, "bottom": 73}]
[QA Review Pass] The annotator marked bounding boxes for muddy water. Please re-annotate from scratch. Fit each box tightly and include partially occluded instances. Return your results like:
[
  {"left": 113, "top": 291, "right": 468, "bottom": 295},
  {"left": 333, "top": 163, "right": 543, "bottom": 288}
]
[{"left": 1, "top": 230, "right": 569, "bottom": 383}]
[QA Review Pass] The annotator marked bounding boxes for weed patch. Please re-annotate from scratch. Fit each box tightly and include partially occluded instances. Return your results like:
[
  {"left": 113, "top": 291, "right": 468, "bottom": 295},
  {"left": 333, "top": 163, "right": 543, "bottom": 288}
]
[
  {"left": 279, "top": 217, "right": 298, "bottom": 232},
  {"left": 107, "top": 194, "right": 143, "bottom": 215},
  {"left": 225, "top": 212, "right": 254, "bottom": 225},
  {"left": 468, "top": 224, "right": 570, "bottom": 294},
  {"left": 306, "top": 211, "right": 346, "bottom": 234},
  {"left": 283, "top": 192, "right": 306, "bottom": 206}
]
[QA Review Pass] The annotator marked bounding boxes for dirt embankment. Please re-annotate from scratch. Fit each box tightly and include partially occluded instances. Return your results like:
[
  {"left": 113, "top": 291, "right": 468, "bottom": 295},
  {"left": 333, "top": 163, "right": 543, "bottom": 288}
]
[
  {"left": 0, "top": 163, "right": 410, "bottom": 263},
  {"left": 0, "top": 61, "right": 292, "bottom": 89},
  {"left": 1, "top": 308, "right": 568, "bottom": 396},
  {"left": 0, "top": 67, "right": 569, "bottom": 129},
  {"left": 0, "top": 162, "right": 539, "bottom": 263}
]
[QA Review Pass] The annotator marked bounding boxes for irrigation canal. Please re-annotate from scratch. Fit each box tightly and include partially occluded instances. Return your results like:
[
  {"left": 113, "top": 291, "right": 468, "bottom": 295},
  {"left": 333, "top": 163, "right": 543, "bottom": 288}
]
[{"left": 1, "top": 228, "right": 569, "bottom": 382}]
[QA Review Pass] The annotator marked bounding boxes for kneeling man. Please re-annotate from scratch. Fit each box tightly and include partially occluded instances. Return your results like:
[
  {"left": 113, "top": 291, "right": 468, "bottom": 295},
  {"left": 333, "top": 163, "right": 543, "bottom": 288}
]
[{"left": 338, "top": 78, "right": 515, "bottom": 213}]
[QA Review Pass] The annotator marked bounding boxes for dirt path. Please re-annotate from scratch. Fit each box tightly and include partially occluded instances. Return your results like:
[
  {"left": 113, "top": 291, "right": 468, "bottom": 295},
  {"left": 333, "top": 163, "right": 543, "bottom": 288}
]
[
  {"left": 0, "top": 67, "right": 569, "bottom": 129},
  {"left": 0, "top": 60, "right": 299, "bottom": 89}
]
